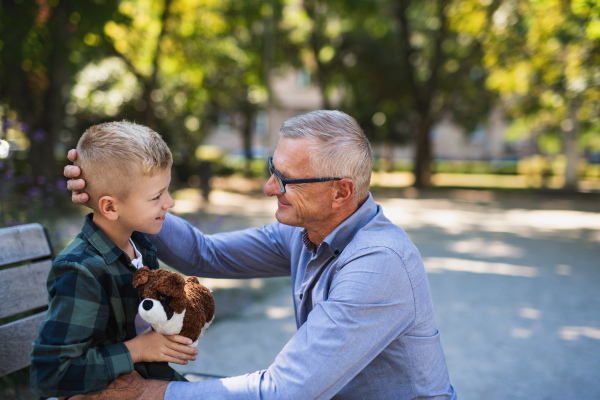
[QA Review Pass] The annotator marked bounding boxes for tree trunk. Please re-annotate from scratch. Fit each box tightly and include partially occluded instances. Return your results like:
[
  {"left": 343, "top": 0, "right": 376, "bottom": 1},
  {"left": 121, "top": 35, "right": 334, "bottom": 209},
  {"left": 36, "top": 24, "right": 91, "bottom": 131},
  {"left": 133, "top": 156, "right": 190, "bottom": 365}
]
[
  {"left": 381, "top": 142, "right": 395, "bottom": 172},
  {"left": 563, "top": 101, "right": 579, "bottom": 191},
  {"left": 242, "top": 108, "right": 255, "bottom": 177},
  {"left": 413, "top": 114, "right": 433, "bottom": 188},
  {"left": 141, "top": 0, "right": 172, "bottom": 135},
  {"left": 30, "top": 1, "right": 70, "bottom": 183},
  {"left": 395, "top": 0, "right": 447, "bottom": 189},
  {"left": 304, "top": 0, "right": 331, "bottom": 110}
]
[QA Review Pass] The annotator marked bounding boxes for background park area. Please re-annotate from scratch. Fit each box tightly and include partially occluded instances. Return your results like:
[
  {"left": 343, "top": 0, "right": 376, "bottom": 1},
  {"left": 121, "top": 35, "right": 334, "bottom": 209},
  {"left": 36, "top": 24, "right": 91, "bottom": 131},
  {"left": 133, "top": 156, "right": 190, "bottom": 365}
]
[{"left": 1, "top": 0, "right": 600, "bottom": 399}]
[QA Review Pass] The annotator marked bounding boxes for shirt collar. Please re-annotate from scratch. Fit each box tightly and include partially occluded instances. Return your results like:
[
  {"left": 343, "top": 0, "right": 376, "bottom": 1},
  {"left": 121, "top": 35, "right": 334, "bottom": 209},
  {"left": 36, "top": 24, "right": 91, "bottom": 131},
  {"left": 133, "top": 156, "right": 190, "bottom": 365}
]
[
  {"left": 301, "top": 229, "right": 318, "bottom": 254},
  {"left": 301, "top": 192, "right": 378, "bottom": 257},
  {"left": 80, "top": 213, "right": 156, "bottom": 265}
]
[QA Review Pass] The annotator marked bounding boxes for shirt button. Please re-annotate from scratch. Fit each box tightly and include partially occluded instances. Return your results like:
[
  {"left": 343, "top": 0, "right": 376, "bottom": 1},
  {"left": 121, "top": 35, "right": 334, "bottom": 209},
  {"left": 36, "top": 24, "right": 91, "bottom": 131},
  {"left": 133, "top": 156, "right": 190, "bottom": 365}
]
[{"left": 299, "top": 293, "right": 303, "bottom": 300}]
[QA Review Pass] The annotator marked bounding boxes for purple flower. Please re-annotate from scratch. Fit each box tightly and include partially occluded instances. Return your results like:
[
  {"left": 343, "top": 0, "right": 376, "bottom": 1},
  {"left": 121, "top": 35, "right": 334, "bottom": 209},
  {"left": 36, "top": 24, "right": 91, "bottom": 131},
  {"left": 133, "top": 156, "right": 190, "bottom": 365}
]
[
  {"left": 3, "top": 118, "right": 16, "bottom": 130},
  {"left": 28, "top": 187, "right": 41, "bottom": 197},
  {"left": 20, "top": 122, "right": 29, "bottom": 133},
  {"left": 37, "top": 175, "right": 46, "bottom": 185},
  {"left": 56, "top": 178, "right": 67, "bottom": 190},
  {"left": 32, "top": 129, "right": 47, "bottom": 141},
  {"left": 4, "top": 170, "right": 12, "bottom": 179}
]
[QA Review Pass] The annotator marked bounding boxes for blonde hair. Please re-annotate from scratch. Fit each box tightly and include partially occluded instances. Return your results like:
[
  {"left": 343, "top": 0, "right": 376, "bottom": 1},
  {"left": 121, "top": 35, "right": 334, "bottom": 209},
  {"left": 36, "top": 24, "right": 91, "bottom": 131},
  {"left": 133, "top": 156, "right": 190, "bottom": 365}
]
[
  {"left": 75, "top": 121, "right": 172, "bottom": 210},
  {"left": 279, "top": 110, "right": 372, "bottom": 201}
]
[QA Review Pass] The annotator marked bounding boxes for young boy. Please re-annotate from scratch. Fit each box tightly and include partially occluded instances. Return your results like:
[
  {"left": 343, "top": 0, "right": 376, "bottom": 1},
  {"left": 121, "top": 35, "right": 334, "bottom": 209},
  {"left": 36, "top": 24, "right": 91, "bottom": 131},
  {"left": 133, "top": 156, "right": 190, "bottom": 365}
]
[{"left": 30, "top": 121, "right": 197, "bottom": 398}]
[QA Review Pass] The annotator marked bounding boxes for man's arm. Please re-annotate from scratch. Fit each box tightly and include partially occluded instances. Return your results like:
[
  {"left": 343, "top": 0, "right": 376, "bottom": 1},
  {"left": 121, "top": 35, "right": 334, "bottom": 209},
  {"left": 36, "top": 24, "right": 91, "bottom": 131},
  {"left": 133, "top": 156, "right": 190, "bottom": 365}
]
[
  {"left": 166, "top": 248, "right": 422, "bottom": 399},
  {"left": 148, "top": 213, "right": 293, "bottom": 279}
]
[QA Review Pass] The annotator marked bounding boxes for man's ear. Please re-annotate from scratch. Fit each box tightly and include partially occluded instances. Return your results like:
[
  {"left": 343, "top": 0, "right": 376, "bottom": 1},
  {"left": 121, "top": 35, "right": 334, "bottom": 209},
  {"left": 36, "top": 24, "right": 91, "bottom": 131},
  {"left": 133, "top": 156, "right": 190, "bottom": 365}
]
[
  {"left": 332, "top": 179, "right": 354, "bottom": 208},
  {"left": 98, "top": 195, "right": 119, "bottom": 221}
]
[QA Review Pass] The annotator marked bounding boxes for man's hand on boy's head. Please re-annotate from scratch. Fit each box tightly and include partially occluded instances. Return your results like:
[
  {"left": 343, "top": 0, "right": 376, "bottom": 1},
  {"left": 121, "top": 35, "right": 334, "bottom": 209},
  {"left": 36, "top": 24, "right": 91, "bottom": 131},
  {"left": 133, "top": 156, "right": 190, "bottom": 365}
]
[{"left": 65, "top": 149, "right": 90, "bottom": 206}]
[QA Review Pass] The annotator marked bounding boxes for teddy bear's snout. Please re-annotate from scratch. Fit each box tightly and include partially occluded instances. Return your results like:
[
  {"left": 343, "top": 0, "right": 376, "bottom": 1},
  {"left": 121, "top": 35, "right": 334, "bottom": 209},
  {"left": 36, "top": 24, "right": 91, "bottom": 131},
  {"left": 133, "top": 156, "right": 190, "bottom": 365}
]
[{"left": 142, "top": 299, "right": 154, "bottom": 311}]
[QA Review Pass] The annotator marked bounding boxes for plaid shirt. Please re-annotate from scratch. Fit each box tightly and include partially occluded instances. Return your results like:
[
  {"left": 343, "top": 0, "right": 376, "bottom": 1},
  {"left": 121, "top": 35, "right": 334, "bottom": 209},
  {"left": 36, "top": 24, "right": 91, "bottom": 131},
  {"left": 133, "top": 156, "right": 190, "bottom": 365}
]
[{"left": 30, "top": 213, "right": 185, "bottom": 397}]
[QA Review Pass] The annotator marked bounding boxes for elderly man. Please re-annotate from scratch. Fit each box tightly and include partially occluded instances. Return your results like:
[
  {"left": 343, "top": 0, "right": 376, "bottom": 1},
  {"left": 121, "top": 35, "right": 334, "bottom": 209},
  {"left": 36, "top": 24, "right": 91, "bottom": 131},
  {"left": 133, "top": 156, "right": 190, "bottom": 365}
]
[{"left": 65, "top": 110, "right": 456, "bottom": 399}]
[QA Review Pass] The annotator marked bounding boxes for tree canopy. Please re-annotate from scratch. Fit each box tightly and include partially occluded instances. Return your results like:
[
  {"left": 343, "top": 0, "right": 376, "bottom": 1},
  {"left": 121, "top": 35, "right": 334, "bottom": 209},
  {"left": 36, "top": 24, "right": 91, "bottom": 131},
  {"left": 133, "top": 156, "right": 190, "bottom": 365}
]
[{"left": 0, "top": 0, "right": 598, "bottom": 197}]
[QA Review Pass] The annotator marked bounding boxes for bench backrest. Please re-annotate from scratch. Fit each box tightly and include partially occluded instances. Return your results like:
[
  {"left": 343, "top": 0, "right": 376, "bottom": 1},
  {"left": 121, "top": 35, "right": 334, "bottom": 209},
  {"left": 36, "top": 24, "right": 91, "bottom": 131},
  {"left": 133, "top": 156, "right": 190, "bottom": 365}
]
[{"left": 0, "top": 223, "right": 54, "bottom": 376}]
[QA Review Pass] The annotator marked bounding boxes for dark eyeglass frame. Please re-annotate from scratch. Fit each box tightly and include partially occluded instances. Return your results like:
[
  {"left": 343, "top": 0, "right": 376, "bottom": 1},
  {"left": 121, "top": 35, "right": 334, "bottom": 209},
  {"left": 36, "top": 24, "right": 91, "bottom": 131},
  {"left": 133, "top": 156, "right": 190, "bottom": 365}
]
[{"left": 268, "top": 156, "right": 342, "bottom": 194}]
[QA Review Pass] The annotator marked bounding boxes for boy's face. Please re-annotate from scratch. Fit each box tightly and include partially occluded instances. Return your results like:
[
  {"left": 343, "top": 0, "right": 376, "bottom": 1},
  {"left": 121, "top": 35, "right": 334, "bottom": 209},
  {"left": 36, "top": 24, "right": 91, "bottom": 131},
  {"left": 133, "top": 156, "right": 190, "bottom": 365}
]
[{"left": 117, "top": 168, "right": 174, "bottom": 235}]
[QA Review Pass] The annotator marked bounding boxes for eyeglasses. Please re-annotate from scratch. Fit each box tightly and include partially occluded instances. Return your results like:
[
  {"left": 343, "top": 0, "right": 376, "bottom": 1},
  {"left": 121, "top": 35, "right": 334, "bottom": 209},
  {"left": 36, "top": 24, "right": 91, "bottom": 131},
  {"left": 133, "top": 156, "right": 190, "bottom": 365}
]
[{"left": 268, "top": 156, "right": 342, "bottom": 194}]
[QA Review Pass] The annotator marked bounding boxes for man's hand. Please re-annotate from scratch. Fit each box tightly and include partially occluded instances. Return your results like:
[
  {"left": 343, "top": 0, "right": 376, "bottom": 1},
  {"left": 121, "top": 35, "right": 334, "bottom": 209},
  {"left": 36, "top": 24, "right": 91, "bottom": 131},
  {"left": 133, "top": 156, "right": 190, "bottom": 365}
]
[
  {"left": 124, "top": 328, "right": 198, "bottom": 365},
  {"left": 65, "top": 149, "right": 90, "bottom": 206},
  {"left": 68, "top": 371, "right": 169, "bottom": 400}
]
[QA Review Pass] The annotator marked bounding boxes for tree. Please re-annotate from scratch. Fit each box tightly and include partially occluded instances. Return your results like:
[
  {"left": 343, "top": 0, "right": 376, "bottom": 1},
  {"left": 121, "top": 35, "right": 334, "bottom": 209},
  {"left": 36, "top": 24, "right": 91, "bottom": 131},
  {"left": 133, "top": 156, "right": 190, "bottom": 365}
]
[
  {"left": 0, "top": 0, "right": 118, "bottom": 182},
  {"left": 481, "top": 0, "right": 600, "bottom": 190},
  {"left": 288, "top": 0, "right": 495, "bottom": 187},
  {"left": 69, "top": 0, "right": 287, "bottom": 180}
]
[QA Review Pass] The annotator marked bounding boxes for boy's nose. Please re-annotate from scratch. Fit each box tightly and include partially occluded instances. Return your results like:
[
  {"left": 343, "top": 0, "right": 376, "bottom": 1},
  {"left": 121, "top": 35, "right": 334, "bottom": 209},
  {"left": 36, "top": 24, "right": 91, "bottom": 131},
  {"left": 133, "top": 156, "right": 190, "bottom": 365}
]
[{"left": 164, "top": 193, "right": 175, "bottom": 209}]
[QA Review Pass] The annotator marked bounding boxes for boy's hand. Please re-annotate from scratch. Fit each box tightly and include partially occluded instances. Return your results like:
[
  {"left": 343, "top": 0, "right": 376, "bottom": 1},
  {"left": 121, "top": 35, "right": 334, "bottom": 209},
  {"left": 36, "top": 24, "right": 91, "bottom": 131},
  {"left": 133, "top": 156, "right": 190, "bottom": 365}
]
[
  {"left": 124, "top": 328, "right": 199, "bottom": 365},
  {"left": 65, "top": 149, "right": 90, "bottom": 206}
]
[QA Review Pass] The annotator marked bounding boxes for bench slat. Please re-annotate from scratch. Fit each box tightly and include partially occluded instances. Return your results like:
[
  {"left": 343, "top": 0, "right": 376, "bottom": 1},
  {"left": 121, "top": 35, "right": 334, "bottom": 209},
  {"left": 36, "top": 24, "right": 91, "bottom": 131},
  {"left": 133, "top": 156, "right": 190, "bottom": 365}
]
[
  {"left": 0, "top": 312, "right": 46, "bottom": 376},
  {"left": 0, "top": 259, "right": 52, "bottom": 319},
  {"left": 0, "top": 223, "right": 52, "bottom": 266}
]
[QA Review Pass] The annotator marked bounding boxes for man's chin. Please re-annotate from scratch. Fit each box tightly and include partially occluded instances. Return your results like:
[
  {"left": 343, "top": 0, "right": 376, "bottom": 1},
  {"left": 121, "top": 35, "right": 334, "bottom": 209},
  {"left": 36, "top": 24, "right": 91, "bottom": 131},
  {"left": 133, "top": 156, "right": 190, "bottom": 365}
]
[{"left": 275, "top": 210, "right": 301, "bottom": 227}]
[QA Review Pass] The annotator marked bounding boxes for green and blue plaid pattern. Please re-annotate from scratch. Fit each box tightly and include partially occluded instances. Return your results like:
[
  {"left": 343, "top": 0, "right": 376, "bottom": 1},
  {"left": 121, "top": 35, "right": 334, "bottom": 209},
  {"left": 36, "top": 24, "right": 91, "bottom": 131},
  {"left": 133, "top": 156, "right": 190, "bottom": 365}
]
[{"left": 30, "top": 213, "right": 185, "bottom": 397}]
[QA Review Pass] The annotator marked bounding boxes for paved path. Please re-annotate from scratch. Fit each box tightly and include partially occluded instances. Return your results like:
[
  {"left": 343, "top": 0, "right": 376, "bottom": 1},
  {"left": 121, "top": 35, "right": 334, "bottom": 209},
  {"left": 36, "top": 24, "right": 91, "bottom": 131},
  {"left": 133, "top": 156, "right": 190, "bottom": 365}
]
[{"left": 168, "top": 189, "right": 600, "bottom": 400}]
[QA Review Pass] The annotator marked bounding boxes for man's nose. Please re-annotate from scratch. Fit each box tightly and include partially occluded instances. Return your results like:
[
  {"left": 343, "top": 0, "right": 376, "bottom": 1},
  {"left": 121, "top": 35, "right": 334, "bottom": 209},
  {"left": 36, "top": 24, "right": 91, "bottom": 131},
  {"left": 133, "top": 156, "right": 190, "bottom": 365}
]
[{"left": 263, "top": 174, "right": 280, "bottom": 197}]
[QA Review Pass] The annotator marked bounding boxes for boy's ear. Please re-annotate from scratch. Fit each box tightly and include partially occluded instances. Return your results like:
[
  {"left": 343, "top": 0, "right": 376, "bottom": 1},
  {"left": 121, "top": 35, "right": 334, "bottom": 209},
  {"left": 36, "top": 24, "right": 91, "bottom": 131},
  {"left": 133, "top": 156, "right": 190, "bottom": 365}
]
[{"left": 98, "top": 195, "right": 119, "bottom": 221}]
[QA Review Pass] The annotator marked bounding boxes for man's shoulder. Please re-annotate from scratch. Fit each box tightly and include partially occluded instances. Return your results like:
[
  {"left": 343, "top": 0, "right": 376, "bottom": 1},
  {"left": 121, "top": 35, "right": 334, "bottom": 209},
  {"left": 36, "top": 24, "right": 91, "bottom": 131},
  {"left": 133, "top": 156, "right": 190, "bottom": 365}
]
[{"left": 355, "top": 211, "right": 413, "bottom": 249}]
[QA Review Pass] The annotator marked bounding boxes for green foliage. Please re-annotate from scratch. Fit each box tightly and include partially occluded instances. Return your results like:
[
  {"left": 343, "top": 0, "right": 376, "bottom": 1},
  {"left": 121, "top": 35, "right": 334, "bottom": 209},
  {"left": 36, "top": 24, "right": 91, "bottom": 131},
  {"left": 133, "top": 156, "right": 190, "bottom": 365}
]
[
  {"left": 1, "top": 0, "right": 598, "bottom": 192},
  {"left": 434, "top": 159, "right": 519, "bottom": 175},
  {"left": 0, "top": 0, "right": 120, "bottom": 181},
  {"left": 280, "top": 0, "right": 496, "bottom": 186},
  {"left": 482, "top": 0, "right": 600, "bottom": 150}
]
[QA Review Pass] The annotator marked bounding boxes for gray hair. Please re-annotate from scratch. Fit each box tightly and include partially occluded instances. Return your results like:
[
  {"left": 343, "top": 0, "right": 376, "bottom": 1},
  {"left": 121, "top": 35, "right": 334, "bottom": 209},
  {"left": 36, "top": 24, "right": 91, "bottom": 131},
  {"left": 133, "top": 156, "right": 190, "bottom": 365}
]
[{"left": 279, "top": 110, "right": 372, "bottom": 201}]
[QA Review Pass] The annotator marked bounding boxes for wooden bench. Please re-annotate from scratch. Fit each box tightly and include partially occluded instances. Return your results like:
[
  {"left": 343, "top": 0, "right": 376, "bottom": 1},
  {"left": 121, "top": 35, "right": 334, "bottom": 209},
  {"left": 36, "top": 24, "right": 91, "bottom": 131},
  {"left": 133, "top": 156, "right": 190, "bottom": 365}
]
[{"left": 0, "top": 223, "right": 54, "bottom": 377}]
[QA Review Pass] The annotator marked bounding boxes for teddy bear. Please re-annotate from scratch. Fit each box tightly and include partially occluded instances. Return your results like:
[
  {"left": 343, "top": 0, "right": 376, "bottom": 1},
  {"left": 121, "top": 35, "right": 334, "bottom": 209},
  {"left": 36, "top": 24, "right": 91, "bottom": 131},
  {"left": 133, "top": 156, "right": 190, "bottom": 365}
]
[{"left": 133, "top": 267, "right": 215, "bottom": 347}]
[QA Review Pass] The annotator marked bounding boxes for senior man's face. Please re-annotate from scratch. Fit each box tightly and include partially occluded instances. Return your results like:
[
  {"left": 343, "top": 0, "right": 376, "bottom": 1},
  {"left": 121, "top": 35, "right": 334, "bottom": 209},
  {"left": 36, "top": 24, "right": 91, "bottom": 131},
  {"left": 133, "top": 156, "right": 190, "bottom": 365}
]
[{"left": 264, "top": 137, "right": 335, "bottom": 231}]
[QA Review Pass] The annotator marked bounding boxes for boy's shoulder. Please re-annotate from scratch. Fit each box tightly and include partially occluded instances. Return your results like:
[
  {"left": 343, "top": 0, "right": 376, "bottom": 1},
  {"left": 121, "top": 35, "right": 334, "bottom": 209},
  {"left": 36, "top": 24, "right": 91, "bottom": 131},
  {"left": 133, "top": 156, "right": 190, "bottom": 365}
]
[
  {"left": 52, "top": 215, "right": 157, "bottom": 277},
  {"left": 54, "top": 230, "right": 100, "bottom": 264},
  {"left": 52, "top": 230, "right": 111, "bottom": 280},
  {"left": 53, "top": 215, "right": 122, "bottom": 276}
]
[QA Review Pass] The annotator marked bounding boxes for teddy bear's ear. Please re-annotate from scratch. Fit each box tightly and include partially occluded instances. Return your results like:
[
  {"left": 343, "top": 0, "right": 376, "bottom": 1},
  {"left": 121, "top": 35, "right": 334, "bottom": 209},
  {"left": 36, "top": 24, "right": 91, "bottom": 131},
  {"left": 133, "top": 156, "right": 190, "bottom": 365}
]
[
  {"left": 159, "top": 273, "right": 185, "bottom": 297},
  {"left": 186, "top": 276, "right": 200, "bottom": 285},
  {"left": 133, "top": 266, "right": 151, "bottom": 289}
]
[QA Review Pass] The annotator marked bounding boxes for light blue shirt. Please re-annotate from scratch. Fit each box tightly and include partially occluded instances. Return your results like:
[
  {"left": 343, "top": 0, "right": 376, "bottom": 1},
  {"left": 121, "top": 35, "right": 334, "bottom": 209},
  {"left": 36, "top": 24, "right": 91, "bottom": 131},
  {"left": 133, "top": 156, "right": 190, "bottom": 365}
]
[{"left": 150, "top": 194, "right": 456, "bottom": 399}]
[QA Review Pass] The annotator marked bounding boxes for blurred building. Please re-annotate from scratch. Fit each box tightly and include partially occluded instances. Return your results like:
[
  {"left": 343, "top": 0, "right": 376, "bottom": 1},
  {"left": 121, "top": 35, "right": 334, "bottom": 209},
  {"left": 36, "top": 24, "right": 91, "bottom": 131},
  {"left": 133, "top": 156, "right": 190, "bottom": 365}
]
[{"left": 203, "top": 69, "right": 510, "bottom": 162}]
